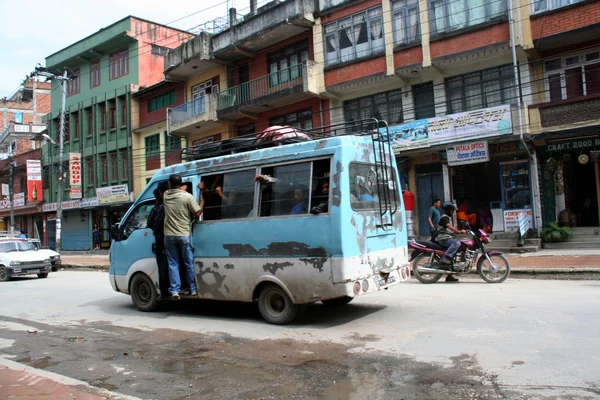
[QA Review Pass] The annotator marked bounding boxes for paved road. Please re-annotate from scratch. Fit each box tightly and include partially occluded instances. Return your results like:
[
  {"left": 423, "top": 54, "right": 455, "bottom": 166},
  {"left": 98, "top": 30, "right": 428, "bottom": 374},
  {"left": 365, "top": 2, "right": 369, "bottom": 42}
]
[{"left": 0, "top": 271, "right": 599, "bottom": 399}]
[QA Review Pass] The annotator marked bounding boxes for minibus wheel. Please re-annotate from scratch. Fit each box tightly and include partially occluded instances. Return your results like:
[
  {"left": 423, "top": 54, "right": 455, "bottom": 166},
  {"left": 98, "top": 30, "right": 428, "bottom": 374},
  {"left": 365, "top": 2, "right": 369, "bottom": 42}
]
[
  {"left": 131, "top": 273, "right": 158, "bottom": 312},
  {"left": 258, "top": 284, "right": 302, "bottom": 325}
]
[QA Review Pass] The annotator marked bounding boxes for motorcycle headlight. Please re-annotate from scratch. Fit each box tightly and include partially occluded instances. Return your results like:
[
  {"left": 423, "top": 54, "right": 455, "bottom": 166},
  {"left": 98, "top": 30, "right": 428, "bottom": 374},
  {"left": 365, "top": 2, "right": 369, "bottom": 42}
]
[{"left": 10, "top": 261, "right": 21, "bottom": 266}]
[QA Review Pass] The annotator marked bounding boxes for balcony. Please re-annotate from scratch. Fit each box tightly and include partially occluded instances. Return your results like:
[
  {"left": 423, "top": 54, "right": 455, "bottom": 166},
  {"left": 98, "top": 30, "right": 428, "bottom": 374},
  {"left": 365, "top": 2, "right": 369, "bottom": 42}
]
[
  {"left": 168, "top": 93, "right": 221, "bottom": 136},
  {"left": 212, "top": 0, "right": 315, "bottom": 61},
  {"left": 216, "top": 61, "right": 321, "bottom": 120},
  {"left": 164, "top": 33, "right": 221, "bottom": 80},
  {"left": 529, "top": 93, "right": 600, "bottom": 130}
]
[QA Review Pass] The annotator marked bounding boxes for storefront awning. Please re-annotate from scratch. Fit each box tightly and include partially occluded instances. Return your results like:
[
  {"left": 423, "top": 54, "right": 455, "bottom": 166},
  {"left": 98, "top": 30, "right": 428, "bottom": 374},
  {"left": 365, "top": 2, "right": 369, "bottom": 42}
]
[{"left": 0, "top": 204, "right": 42, "bottom": 218}]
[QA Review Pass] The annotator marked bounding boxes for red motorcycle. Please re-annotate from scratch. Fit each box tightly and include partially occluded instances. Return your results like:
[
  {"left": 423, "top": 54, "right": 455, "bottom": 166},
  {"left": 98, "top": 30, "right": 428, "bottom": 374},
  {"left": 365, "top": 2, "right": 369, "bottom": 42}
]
[{"left": 408, "top": 226, "right": 510, "bottom": 284}]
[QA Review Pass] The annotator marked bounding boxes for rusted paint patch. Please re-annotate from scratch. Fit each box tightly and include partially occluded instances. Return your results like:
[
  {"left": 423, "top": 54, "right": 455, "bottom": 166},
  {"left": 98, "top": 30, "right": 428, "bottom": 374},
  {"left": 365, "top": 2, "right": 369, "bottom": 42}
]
[
  {"left": 299, "top": 257, "right": 328, "bottom": 273},
  {"left": 224, "top": 263, "right": 235, "bottom": 269},
  {"left": 195, "top": 260, "right": 231, "bottom": 300},
  {"left": 263, "top": 261, "right": 293, "bottom": 274},
  {"left": 368, "top": 256, "right": 395, "bottom": 271},
  {"left": 223, "top": 242, "right": 327, "bottom": 257},
  {"left": 314, "top": 140, "right": 328, "bottom": 151},
  {"left": 331, "top": 160, "right": 344, "bottom": 207}
]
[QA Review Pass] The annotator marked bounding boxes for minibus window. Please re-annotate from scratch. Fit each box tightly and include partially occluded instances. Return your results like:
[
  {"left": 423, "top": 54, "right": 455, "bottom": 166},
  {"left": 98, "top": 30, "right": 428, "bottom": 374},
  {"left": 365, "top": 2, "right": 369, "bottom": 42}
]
[
  {"left": 121, "top": 203, "right": 155, "bottom": 238},
  {"left": 349, "top": 163, "right": 398, "bottom": 211},
  {"left": 259, "top": 162, "right": 311, "bottom": 217},
  {"left": 199, "top": 170, "right": 255, "bottom": 220}
]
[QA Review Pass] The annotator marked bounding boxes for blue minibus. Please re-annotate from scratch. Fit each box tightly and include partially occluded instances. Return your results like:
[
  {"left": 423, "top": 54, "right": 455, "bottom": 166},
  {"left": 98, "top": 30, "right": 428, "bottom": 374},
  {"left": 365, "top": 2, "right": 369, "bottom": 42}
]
[{"left": 109, "top": 120, "right": 409, "bottom": 324}]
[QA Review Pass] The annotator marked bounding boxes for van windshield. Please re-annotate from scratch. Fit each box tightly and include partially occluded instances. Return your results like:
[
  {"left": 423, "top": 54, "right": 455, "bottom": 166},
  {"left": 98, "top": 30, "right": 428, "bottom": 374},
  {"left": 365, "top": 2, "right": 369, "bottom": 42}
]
[{"left": 349, "top": 163, "right": 398, "bottom": 211}]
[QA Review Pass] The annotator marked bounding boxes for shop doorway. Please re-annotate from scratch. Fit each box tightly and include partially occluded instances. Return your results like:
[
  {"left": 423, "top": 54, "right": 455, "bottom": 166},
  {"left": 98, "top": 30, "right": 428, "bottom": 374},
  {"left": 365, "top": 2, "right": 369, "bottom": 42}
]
[
  {"left": 416, "top": 164, "right": 443, "bottom": 235},
  {"left": 47, "top": 220, "right": 56, "bottom": 250},
  {"left": 563, "top": 155, "right": 598, "bottom": 227}
]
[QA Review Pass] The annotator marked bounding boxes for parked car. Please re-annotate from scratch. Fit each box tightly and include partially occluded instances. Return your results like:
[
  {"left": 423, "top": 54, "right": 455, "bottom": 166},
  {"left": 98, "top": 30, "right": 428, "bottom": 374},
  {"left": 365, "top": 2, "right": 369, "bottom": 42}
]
[
  {"left": 0, "top": 239, "right": 52, "bottom": 281},
  {"left": 27, "top": 239, "right": 61, "bottom": 271}
]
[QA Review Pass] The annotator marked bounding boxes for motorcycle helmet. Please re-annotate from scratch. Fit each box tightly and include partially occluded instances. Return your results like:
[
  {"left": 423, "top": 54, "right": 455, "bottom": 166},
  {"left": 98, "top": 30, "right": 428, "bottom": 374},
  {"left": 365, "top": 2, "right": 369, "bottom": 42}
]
[{"left": 443, "top": 201, "right": 458, "bottom": 212}]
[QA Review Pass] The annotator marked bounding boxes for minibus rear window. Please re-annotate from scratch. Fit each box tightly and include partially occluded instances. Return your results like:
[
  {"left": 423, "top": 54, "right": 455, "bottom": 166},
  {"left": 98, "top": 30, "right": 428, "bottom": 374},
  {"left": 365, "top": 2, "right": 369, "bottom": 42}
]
[{"left": 349, "top": 163, "right": 398, "bottom": 211}]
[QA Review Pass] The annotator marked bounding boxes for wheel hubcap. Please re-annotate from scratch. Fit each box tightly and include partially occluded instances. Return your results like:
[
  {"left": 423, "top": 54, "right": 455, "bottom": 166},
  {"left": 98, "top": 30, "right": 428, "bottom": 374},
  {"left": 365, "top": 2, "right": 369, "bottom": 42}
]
[
  {"left": 0, "top": 269, "right": 6, "bottom": 280},
  {"left": 266, "top": 292, "right": 285, "bottom": 316},
  {"left": 138, "top": 283, "right": 151, "bottom": 303}
]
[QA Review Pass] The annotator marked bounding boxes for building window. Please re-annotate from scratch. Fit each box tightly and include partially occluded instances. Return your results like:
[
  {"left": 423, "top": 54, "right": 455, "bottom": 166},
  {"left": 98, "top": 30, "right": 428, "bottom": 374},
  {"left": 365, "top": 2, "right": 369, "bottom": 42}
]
[
  {"left": 324, "top": 6, "right": 384, "bottom": 66},
  {"left": 392, "top": 0, "right": 420, "bottom": 46},
  {"left": 109, "top": 48, "right": 129, "bottom": 80},
  {"left": 109, "top": 101, "right": 117, "bottom": 129},
  {"left": 145, "top": 134, "right": 160, "bottom": 158},
  {"left": 147, "top": 90, "right": 176, "bottom": 113},
  {"left": 43, "top": 167, "right": 50, "bottom": 189},
  {"left": 87, "top": 158, "right": 94, "bottom": 186},
  {"left": 72, "top": 113, "right": 80, "bottom": 140},
  {"left": 532, "top": 0, "right": 584, "bottom": 14},
  {"left": 86, "top": 108, "right": 93, "bottom": 136},
  {"left": 111, "top": 153, "right": 118, "bottom": 181},
  {"left": 99, "top": 104, "right": 106, "bottom": 131},
  {"left": 270, "top": 109, "right": 314, "bottom": 130},
  {"left": 267, "top": 41, "right": 309, "bottom": 86},
  {"left": 67, "top": 70, "right": 80, "bottom": 97},
  {"left": 343, "top": 90, "right": 404, "bottom": 127},
  {"left": 90, "top": 60, "right": 101, "bottom": 88},
  {"left": 121, "top": 150, "right": 129, "bottom": 180},
  {"left": 544, "top": 50, "right": 600, "bottom": 102},
  {"left": 120, "top": 97, "right": 127, "bottom": 126},
  {"left": 446, "top": 64, "right": 516, "bottom": 114},
  {"left": 429, "top": 0, "right": 507, "bottom": 35},
  {"left": 413, "top": 82, "right": 436, "bottom": 119},
  {"left": 237, "top": 123, "right": 255, "bottom": 137},
  {"left": 101, "top": 155, "right": 108, "bottom": 182},
  {"left": 164, "top": 133, "right": 181, "bottom": 153},
  {"left": 151, "top": 44, "right": 169, "bottom": 56}
]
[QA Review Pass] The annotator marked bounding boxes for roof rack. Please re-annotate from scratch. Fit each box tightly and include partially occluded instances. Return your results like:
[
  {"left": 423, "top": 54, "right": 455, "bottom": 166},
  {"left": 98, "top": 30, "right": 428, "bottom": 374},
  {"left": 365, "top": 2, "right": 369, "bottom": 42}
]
[{"left": 180, "top": 119, "right": 388, "bottom": 162}]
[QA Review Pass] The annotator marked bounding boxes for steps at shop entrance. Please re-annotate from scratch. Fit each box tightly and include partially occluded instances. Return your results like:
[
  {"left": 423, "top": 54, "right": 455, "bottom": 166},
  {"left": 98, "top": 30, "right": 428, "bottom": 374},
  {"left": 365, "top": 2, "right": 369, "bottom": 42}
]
[{"left": 542, "top": 227, "right": 600, "bottom": 249}]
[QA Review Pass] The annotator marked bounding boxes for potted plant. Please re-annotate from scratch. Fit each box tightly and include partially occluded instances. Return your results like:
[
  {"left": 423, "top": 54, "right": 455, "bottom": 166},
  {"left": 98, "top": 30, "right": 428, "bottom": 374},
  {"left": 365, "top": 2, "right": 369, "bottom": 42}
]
[{"left": 542, "top": 222, "right": 573, "bottom": 243}]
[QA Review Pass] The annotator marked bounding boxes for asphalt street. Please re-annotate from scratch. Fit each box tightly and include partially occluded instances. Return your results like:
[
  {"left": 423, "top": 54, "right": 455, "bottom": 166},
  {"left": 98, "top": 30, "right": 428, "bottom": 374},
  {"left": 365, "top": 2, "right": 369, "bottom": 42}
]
[{"left": 0, "top": 271, "right": 599, "bottom": 399}]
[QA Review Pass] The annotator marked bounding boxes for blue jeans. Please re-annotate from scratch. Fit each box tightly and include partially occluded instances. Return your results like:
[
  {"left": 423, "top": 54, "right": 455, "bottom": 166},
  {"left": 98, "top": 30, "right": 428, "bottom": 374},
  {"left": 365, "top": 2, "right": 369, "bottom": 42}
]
[
  {"left": 164, "top": 236, "right": 197, "bottom": 295},
  {"left": 438, "top": 238, "right": 461, "bottom": 260}
]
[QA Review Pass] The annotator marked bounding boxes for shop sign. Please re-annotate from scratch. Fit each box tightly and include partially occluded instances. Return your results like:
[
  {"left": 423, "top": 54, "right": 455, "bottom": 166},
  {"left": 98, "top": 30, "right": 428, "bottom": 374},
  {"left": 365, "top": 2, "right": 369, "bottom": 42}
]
[
  {"left": 517, "top": 210, "right": 530, "bottom": 237},
  {"left": 69, "top": 153, "right": 82, "bottom": 188},
  {"left": 1, "top": 184, "right": 8, "bottom": 196},
  {"left": 387, "top": 105, "right": 512, "bottom": 152},
  {"left": 0, "top": 193, "right": 25, "bottom": 210},
  {"left": 446, "top": 140, "right": 490, "bottom": 166},
  {"left": 70, "top": 188, "right": 82, "bottom": 199},
  {"left": 43, "top": 203, "right": 57, "bottom": 212},
  {"left": 26, "top": 160, "right": 43, "bottom": 202},
  {"left": 546, "top": 138, "right": 600, "bottom": 152},
  {"left": 96, "top": 184, "right": 130, "bottom": 205},
  {"left": 504, "top": 209, "right": 532, "bottom": 233},
  {"left": 62, "top": 200, "right": 80, "bottom": 210},
  {"left": 489, "top": 141, "right": 525, "bottom": 155},
  {"left": 80, "top": 197, "right": 99, "bottom": 208}
]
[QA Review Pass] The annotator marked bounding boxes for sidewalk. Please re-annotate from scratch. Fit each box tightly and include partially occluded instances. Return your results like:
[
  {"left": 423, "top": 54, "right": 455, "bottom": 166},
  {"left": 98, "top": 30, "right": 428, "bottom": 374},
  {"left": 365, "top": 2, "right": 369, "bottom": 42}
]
[
  {"left": 0, "top": 358, "right": 138, "bottom": 400},
  {"left": 59, "top": 249, "right": 600, "bottom": 273}
]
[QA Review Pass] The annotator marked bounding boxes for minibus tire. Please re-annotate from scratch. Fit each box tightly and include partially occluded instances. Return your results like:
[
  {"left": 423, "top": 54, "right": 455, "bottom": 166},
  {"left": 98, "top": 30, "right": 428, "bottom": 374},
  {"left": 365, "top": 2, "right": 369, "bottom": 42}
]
[
  {"left": 258, "top": 284, "right": 301, "bottom": 325},
  {"left": 131, "top": 273, "right": 158, "bottom": 312}
]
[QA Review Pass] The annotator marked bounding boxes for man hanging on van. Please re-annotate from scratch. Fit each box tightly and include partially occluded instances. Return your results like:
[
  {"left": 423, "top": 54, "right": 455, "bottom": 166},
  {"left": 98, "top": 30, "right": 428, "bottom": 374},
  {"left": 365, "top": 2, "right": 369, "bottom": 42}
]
[
  {"left": 147, "top": 181, "right": 170, "bottom": 299},
  {"left": 163, "top": 174, "right": 204, "bottom": 300}
]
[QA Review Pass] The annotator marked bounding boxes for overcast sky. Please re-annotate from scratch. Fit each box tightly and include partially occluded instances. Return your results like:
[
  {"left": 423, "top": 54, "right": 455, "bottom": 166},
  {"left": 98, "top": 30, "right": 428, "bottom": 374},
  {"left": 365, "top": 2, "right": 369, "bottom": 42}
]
[{"left": 0, "top": 0, "right": 248, "bottom": 97}]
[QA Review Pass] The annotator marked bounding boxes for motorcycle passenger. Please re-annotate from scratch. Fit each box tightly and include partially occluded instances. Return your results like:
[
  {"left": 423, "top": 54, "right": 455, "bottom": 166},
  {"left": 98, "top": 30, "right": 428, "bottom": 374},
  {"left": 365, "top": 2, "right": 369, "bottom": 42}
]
[{"left": 436, "top": 202, "right": 467, "bottom": 282}]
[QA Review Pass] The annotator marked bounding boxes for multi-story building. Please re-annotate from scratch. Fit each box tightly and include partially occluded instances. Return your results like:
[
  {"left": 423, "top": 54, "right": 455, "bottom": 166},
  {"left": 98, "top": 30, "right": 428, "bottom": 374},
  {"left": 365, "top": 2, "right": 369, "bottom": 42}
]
[
  {"left": 42, "top": 16, "right": 193, "bottom": 250},
  {"left": 0, "top": 78, "right": 51, "bottom": 234},
  {"left": 527, "top": 0, "right": 600, "bottom": 229}
]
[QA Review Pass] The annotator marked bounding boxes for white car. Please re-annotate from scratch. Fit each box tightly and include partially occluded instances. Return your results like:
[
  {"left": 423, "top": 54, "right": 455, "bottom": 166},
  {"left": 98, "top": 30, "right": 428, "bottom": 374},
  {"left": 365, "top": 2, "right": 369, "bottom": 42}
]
[
  {"left": 27, "top": 239, "right": 61, "bottom": 271},
  {"left": 0, "top": 240, "right": 52, "bottom": 281}
]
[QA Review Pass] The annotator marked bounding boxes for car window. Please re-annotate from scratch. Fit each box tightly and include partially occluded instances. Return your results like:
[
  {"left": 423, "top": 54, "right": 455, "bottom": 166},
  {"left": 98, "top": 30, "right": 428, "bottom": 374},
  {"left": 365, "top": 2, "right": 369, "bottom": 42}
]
[{"left": 0, "top": 242, "right": 17, "bottom": 253}]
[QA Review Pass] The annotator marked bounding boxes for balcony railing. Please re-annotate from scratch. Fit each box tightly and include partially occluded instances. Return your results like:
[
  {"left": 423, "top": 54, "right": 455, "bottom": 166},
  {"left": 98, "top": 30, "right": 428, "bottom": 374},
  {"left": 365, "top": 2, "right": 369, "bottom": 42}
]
[
  {"left": 171, "top": 96, "right": 208, "bottom": 125},
  {"left": 217, "top": 62, "right": 307, "bottom": 111}
]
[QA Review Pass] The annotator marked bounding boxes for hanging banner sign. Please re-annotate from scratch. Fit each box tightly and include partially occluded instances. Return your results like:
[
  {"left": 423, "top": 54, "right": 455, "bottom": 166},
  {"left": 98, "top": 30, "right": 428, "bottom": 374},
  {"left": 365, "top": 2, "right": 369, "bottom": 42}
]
[
  {"left": 43, "top": 203, "right": 57, "bottom": 212},
  {"left": 96, "top": 184, "right": 130, "bottom": 205},
  {"left": 69, "top": 153, "right": 82, "bottom": 187},
  {"left": 387, "top": 105, "right": 512, "bottom": 152},
  {"left": 504, "top": 209, "right": 533, "bottom": 233},
  {"left": 446, "top": 140, "right": 490, "bottom": 166},
  {"left": 80, "top": 197, "right": 99, "bottom": 208},
  {"left": 26, "top": 160, "right": 43, "bottom": 202},
  {"left": 70, "top": 188, "right": 82, "bottom": 199},
  {"left": 0, "top": 193, "right": 25, "bottom": 210}
]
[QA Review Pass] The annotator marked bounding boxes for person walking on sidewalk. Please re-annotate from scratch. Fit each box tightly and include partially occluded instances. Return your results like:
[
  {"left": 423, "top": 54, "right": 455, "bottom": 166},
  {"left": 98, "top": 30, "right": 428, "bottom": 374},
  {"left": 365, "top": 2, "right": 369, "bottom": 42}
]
[
  {"left": 147, "top": 181, "right": 170, "bottom": 298},
  {"left": 435, "top": 201, "right": 466, "bottom": 283},
  {"left": 163, "top": 174, "right": 204, "bottom": 300}
]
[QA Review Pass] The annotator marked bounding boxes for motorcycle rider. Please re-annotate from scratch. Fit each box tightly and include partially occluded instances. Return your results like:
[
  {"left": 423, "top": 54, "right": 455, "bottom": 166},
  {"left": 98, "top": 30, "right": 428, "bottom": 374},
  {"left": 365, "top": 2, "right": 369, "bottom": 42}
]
[{"left": 435, "top": 201, "right": 467, "bottom": 283}]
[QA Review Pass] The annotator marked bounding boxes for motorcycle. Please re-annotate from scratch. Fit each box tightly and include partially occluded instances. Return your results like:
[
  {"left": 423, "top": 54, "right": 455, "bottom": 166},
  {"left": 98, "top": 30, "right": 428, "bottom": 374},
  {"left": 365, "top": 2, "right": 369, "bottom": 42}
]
[{"left": 408, "top": 224, "right": 510, "bottom": 284}]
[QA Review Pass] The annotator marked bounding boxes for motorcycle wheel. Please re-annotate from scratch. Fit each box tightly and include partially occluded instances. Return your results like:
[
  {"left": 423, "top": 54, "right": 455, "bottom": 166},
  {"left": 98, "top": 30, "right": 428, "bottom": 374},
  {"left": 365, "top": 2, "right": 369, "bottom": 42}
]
[
  {"left": 412, "top": 253, "right": 443, "bottom": 284},
  {"left": 477, "top": 253, "right": 510, "bottom": 283}
]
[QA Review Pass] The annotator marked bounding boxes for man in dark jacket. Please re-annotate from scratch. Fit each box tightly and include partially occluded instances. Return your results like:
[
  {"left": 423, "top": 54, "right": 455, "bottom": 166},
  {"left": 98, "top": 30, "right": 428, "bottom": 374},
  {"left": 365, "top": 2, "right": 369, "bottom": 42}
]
[{"left": 147, "top": 181, "right": 170, "bottom": 298}]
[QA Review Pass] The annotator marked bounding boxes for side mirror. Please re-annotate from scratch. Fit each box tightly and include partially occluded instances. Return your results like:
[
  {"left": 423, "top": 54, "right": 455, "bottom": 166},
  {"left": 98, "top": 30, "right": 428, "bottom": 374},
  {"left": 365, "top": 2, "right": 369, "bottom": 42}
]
[{"left": 110, "top": 224, "right": 122, "bottom": 242}]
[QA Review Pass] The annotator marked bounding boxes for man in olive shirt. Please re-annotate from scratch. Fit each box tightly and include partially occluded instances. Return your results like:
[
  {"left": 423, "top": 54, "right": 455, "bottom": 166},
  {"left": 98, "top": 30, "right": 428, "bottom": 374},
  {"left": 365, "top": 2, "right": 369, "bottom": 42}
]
[{"left": 163, "top": 174, "right": 204, "bottom": 300}]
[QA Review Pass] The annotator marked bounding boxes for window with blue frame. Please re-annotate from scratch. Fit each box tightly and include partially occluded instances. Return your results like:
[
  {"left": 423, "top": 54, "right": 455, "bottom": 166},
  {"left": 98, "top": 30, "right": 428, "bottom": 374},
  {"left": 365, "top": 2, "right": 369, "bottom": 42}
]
[
  {"left": 429, "top": 0, "right": 507, "bottom": 35},
  {"left": 147, "top": 90, "right": 176, "bottom": 113},
  {"left": 532, "top": 0, "right": 584, "bottom": 14}
]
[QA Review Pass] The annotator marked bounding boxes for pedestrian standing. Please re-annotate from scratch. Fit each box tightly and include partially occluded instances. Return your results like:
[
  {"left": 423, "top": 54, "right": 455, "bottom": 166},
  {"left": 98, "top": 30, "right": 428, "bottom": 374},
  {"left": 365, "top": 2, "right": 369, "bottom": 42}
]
[
  {"left": 93, "top": 224, "right": 101, "bottom": 249},
  {"left": 147, "top": 181, "right": 170, "bottom": 298},
  {"left": 428, "top": 198, "right": 441, "bottom": 239},
  {"left": 163, "top": 174, "right": 204, "bottom": 300}
]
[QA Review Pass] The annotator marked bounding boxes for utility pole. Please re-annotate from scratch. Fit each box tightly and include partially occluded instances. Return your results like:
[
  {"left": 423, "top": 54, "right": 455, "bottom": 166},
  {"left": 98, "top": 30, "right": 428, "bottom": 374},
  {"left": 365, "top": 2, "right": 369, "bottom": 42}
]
[
  {"left": 31, "top": 67, "right": 70, "bottom": 252},
  {"left": 8, "top": 158, "right": 15, "bottom": 232}
]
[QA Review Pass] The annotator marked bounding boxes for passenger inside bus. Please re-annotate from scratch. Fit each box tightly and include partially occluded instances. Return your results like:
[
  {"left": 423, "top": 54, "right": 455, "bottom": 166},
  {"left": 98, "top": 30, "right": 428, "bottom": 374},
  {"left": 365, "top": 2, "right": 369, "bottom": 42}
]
[{"left": 290, "top": 186, "right": 308, "bottom": 215}]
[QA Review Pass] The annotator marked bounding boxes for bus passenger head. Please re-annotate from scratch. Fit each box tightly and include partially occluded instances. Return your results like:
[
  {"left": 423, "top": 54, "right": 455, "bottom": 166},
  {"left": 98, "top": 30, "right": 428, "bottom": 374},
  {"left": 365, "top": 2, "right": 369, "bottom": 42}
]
[
  {"left": 199, "top": 181, "right": 207, "bottom": 191},
  {"left": 320, "top": 180, "right": 329, "bottom": 195},
  {"left": 158, "top": 181, "right": 169, "bottom": 194},
  {"left": 169, "top": 174, "right": 183, "bottom": 189},
  {"left": 153, "top": 188, "right": 163, "bottom": 204}
]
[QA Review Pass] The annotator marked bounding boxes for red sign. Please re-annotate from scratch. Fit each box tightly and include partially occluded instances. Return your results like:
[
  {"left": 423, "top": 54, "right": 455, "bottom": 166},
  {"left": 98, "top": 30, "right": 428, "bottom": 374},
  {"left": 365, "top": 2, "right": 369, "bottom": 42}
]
[
  {"left": 26, "top": 160, "right": 42, "bottom": 202},
  {"left": 69, "top": 153, "right": 82, "bottom": 187}
]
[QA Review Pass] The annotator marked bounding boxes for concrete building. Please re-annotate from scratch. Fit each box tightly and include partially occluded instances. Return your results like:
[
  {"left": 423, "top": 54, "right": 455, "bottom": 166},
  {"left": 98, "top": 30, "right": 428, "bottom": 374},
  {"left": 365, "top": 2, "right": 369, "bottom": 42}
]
[
  {"left": 41, "top": 16, "right": 193, "bottom": 250},
  {"left": 0, "top": 78, "right": 51, "bottom": 234}
]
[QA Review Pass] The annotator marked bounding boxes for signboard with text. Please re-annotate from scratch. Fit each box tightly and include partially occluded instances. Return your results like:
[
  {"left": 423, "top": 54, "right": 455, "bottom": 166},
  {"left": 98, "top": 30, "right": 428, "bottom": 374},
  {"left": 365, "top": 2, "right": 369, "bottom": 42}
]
[
  {"left": 96, "top": 185, "right": 130, "bottom": 205},
  {"left": 0, "top": 193, "right": 25, "bottom": 210},
  {"left": 447, "top": 140, "right": 490, "bottom": 166},
  {"left": 70, "top": 188, "right": 82, "bottom": 199},
  {"left": 504, "top": 209, "right": 532, "bottom": 233},
  {"left": 26, "top": 160, "right": 42, "bottom": 202},
  {"left": 69, "top": 153, "right": 82, "bottom": 189}
]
